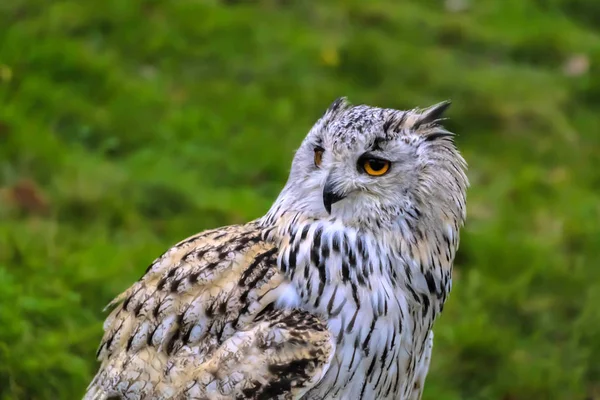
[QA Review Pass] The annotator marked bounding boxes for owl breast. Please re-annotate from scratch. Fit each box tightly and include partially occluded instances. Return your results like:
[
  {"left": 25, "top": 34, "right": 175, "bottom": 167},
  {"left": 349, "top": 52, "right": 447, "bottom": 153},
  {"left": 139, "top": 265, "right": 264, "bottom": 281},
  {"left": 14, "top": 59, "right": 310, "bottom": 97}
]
[{"left": 270, "top": 218, "right": 445, "bottom": 400}]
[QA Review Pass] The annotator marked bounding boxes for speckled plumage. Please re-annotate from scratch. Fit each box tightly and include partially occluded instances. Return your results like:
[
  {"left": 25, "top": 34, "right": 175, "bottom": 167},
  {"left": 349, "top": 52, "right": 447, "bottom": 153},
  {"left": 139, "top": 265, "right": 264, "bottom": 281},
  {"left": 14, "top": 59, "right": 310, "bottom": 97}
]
[{"left": 85, "top": 98, "right": 468, "bottom": 400}]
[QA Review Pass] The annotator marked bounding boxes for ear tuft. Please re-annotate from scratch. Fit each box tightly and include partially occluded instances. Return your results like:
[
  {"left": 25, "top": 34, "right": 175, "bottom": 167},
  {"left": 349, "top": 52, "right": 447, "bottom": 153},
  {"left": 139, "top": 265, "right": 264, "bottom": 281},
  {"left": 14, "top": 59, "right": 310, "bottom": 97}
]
[
  {"left": 415, "top": 100, "right": 452, "bottom": 128},
  {"left": 323, "top": 97, "right": 351, "bottom": 119}
]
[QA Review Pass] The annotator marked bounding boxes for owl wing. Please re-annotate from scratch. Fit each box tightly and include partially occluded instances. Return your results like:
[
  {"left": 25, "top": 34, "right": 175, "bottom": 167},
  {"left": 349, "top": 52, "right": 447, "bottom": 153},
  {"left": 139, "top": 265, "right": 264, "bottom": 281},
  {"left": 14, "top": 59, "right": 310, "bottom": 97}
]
[{"left": 84, "top": 221, "right": 334, "bottom": 400}]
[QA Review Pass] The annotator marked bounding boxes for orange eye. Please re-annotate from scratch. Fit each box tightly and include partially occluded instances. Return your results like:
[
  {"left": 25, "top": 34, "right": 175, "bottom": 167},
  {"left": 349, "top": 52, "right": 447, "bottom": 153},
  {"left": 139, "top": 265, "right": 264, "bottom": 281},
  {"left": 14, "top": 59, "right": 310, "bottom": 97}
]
[
  {"left": 362, "top": 158, "right": 391, "bottom": 176},
  {"left": 314, "top": 147, "right": 324, "bottom": 167}
]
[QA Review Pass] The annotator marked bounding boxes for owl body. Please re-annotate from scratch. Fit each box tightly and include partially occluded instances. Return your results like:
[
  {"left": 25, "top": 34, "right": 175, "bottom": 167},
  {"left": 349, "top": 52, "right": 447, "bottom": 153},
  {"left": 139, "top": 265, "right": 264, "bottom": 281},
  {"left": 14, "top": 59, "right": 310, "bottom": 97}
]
[
  {"left": 85, "top": 99, "right": 467, "bottom": 400},
  {"left": 265, "top": 203, "right": 454, "bottom": 400}
]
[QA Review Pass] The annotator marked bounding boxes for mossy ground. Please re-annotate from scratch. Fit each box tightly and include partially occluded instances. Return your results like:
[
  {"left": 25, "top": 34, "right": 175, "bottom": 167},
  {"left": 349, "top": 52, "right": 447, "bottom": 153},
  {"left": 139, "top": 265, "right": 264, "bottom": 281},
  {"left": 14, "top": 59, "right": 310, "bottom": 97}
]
[{"left": 1, "top": 1, "right": 599, "bottom": 399}]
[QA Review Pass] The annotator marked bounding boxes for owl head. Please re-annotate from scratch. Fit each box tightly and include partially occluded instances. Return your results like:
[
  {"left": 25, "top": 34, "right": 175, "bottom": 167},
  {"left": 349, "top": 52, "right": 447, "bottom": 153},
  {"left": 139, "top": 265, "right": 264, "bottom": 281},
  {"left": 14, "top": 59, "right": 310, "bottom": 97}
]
[{"left": 268, "top": 98, "right": 468, "bottom": 231}]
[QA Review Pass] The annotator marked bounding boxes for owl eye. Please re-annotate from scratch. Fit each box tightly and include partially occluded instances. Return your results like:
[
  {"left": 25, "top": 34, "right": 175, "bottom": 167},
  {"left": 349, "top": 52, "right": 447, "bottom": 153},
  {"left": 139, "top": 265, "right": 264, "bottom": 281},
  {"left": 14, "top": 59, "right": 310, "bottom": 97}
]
[
  {"left": 361, "top": 157, "right": 391, "bottom": 176},
  {"left": 314, "top": 147, "right": 324, "bottom": 168}
]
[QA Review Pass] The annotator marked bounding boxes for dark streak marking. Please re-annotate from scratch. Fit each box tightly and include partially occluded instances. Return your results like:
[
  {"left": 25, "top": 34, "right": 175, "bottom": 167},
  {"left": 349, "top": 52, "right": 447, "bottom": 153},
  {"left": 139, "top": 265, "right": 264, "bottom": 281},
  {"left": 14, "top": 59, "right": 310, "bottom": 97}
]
[
  {"left": 239, "top": 248, "right": 278, "bottom": 286},
  {"left": 424, "top": 270, "right": 437, "bottom": 295},
  {"left": 332, "top": 233, "right": 341, "bottom": 252},
  {"left": 346, "top": 307, "right": 360, "bottom": 333},
  {"left": 362, "top": 317, "right": 377, "bottom": 355},
  {"left": 125, "top": 335, "right": 135, "bottom": 352},
  {"left": 342, "top": 261, "right": 350, "bottom": 283},
  {"left": 326, "top": 286, "right": 339, "bottom": 315},
  {"left": 147, "top": 324, "right": 160, "bottom": 347},
  {"left": 166, "top": 328, "right": 181, "bottom": 355},
  {"left": 348, "top": 336, "right": 360, "bottom": 370}
]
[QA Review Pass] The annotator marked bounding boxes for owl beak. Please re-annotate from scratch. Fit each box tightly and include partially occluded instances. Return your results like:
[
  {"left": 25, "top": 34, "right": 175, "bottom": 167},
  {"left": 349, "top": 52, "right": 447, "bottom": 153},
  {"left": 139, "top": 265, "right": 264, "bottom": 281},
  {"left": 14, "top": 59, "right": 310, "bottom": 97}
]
[{"left": 323, "top": 179, "right": 346, "bottom": 214}]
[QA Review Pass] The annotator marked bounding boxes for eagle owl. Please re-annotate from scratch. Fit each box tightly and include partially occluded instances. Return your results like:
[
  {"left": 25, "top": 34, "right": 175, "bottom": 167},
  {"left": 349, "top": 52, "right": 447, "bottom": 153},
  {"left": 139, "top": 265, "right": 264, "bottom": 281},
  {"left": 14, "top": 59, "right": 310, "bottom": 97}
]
[{"left": 85, "top": 98, "right": 468, "bottom": 400}]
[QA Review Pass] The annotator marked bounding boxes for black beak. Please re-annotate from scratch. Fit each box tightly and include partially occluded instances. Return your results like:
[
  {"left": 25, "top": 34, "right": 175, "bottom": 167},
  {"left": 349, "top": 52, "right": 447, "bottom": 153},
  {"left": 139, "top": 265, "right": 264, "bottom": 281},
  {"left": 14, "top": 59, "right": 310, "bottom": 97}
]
[{"left": 323, "top": 179, "right": 346, "bottom": 214}]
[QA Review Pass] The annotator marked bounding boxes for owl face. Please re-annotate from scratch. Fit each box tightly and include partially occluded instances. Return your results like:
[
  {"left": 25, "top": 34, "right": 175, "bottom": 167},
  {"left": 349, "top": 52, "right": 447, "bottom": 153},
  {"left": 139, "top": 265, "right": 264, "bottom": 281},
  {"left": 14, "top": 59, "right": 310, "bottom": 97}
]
[{"left": 276, "top": 99, "right": 467, "bottom": 229}]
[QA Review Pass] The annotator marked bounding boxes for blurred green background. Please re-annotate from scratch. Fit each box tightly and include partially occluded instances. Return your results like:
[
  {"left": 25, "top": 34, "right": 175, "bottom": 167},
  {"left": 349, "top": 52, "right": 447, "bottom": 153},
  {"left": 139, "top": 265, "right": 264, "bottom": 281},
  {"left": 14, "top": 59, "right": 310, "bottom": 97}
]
[{"left": 1, "top": 0, "right": 599, "bottom": 399}]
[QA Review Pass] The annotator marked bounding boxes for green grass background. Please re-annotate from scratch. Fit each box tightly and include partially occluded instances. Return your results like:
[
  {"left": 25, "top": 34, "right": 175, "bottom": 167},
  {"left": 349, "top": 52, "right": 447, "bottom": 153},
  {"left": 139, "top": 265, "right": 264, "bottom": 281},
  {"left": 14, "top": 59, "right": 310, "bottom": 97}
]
[{"left": 1, "top": 0, "right": 599, "bottom": 399}]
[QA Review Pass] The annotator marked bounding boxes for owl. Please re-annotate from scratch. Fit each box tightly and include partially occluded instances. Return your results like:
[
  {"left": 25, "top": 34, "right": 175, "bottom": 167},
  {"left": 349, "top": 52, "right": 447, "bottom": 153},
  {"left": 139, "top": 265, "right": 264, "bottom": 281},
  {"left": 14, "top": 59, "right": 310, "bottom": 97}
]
[{"left": 84, "top": 98, "right": 468, "bottom": 400}]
